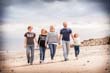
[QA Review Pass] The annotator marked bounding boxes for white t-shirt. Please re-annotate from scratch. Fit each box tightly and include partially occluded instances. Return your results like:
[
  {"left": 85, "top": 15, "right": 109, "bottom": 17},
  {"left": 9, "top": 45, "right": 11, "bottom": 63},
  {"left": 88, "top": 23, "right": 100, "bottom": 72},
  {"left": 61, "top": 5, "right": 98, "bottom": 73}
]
[{"left": 74, "top": 37, "right": 81, "bottom": 46}]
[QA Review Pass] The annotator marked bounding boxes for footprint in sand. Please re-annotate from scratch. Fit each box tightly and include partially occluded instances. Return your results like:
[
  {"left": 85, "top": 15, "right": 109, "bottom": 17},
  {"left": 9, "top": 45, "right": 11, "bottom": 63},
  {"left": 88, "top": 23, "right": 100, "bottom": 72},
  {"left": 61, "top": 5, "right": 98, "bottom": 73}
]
[
  {"left": 105, "top": 68, "right": 108, "bottom": 71},
  {"left": 11, "top": 69, "right": 14, "bottom": 72},
  {"left": 87, "top": 60, "right": 90, "bottom": 63}
]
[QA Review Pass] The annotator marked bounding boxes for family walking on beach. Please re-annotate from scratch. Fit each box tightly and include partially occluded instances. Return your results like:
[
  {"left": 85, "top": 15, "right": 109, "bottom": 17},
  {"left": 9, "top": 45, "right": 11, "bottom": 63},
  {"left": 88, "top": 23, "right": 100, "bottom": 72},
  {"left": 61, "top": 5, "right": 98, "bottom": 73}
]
[{"left": 24, "top": 22, "right": 81, "bottom": 65}]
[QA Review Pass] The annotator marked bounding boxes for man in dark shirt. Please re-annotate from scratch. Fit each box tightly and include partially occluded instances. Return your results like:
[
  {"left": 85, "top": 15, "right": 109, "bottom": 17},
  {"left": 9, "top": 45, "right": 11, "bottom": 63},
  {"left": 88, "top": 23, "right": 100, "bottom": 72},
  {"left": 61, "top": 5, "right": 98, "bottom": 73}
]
[
  {"left": 59, "top": 22, "right": 74, "bottom": 61},
  {"left": 24, "top": 26, "right": 36, "bottom": 65}
]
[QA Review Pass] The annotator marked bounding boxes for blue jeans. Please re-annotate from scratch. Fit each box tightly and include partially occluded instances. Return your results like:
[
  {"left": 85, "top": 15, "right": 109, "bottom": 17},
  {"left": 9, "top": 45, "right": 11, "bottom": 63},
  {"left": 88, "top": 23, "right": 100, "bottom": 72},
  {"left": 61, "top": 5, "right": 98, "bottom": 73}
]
[
  {"left": 74, "top": 46, "right": 80, "bottom": 57},
  {"left": 26, "top": 45, "right": 34, "bottom": 64},
  {"left": 49, "top": 44, "right": 57, "bottom": 60},
  {"left": 62, "top": 40, "right": 70, "bottom": 60},
  {"left": 39, "top": 47, "right": 46, "bottom": 61}
]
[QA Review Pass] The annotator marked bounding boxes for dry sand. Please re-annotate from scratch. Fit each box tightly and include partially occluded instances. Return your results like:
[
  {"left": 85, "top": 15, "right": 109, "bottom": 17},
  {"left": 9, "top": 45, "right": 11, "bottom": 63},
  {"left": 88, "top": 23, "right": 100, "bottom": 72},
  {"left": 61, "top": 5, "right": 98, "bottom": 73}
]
[{"left": 1, "top": 45, "right": 110, "bottom": 73}]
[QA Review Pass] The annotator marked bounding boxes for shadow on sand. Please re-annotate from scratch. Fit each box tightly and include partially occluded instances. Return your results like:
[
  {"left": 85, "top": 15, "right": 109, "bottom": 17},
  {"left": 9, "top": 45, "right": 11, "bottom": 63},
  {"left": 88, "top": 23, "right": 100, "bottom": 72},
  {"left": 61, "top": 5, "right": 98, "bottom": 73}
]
[{"left": 13, "top": 60, "right": 66, "bottom": 68}]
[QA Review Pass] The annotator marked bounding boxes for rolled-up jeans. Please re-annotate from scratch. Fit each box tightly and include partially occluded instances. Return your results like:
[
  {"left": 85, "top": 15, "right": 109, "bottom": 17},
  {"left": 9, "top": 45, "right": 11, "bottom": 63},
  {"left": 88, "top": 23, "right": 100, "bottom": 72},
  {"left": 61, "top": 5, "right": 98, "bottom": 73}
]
[
  {"left": 26, "top": 45, "right": 34, "bottom": 64},
  {"left": 62, "top": 40, "right": 70, "bottom": 60}
]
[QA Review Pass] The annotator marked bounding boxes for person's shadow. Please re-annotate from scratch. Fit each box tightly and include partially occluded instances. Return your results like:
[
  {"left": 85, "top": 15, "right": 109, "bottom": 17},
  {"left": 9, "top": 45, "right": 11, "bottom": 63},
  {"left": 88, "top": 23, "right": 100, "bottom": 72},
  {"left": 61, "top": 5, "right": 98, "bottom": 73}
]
[{"left": 13, "top": 60, "right": 65, "bottom": 68}]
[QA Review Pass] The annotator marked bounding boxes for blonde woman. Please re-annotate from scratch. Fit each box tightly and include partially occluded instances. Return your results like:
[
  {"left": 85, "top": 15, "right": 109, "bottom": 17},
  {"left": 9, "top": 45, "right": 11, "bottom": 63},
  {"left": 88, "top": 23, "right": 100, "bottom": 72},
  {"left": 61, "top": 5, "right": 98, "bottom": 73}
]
[{"left": 46, "top": 25, "right": 58, "bottom": 62}]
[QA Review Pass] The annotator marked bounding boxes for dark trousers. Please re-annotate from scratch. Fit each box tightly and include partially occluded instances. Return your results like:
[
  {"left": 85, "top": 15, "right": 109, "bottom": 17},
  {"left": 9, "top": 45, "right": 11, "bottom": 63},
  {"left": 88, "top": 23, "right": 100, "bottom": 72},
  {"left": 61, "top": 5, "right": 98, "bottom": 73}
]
[
  {"left": 49, "top": 44, "right": 57, "bottom": 60},
  {"left": 39, "top": 47, "right": 46, "bottom": 61},
  {"left": 74, "top": 46, "right": 80, "bottom": 57}
]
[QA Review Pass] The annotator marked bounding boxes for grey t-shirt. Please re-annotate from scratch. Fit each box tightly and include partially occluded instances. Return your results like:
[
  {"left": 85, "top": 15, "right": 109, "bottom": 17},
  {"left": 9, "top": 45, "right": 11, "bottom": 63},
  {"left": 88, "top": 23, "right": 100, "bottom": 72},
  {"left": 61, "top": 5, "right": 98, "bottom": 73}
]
[{"left": 46, "top": 32, "right": 58, "bottom": 44}]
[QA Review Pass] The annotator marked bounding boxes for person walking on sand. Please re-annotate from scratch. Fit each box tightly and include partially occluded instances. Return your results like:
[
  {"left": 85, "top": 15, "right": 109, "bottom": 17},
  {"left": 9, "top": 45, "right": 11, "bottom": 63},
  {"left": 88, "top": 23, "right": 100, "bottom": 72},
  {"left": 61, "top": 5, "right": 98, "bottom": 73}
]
[
  {"left": 38, "top": 29, "right": 47, "bottom": 64},
  {"left": 24, "top": 26, "right": 36, "bottom": 65},
  {"left": 46, "top": 25, "right": 59, "bottom": 62},
  {"left": 73, "top": 33, "right": 81, "bottom": 60},
  {"left": 59, "top": 22, "right": 74, "bottom": 61}
]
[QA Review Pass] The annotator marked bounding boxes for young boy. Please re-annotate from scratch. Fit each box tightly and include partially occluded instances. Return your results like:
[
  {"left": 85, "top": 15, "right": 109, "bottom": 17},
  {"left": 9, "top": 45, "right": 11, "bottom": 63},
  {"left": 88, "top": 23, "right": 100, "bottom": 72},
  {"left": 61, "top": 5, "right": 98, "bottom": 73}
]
[
  {"left": 73, "top": 33, "right": 81, "bottom": 60},
  {"left": 24, "top": 26, "right": 36, "bottom": 65}
]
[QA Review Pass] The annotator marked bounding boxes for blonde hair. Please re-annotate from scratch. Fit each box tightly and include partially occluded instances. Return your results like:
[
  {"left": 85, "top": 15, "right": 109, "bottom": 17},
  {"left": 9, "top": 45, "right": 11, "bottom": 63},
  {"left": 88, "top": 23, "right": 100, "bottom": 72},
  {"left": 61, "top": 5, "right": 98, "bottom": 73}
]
[
  {"left": 50, "top": 25, "right": 55, "bottom": 32},
  {"left": 41, "top": 28, "right": 48, "bottom": 35}
]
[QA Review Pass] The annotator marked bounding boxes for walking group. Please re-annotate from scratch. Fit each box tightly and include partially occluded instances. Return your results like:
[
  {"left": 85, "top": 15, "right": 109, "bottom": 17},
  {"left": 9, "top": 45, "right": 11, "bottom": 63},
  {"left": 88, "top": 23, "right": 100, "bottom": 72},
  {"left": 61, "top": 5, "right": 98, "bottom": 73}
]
[{"left": 24, "top": 22, "right": 81, "bottom": 65}]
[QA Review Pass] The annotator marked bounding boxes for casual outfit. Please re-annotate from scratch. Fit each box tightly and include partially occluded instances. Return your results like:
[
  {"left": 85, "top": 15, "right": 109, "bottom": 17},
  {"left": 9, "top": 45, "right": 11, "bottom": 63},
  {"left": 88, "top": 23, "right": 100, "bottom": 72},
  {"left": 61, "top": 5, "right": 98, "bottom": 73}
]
[
  {"left": 38, "top": 35, "right": 47, "bottom": 63},
  {"left": 60, "top": 28, "right": 72, "bottom": 61},
  {"left": 73, "top": 37, "right": 80, "bottom": 58},
  {"left": 46, "top": 32, "right": 58, "bottom": 60},
  {"left": 24, "top": 32, "right": 36, "bottom": 64}
]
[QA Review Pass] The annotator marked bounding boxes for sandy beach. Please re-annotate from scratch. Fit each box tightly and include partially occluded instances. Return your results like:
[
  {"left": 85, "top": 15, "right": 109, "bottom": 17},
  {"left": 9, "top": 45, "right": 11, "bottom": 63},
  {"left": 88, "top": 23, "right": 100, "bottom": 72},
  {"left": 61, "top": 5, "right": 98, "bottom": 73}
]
[
  {"left": 1, "top": 0, "right": 110, "bottom": 73},
  {"left": 0, "top": 45, "right": 110, "bottom": 73}
]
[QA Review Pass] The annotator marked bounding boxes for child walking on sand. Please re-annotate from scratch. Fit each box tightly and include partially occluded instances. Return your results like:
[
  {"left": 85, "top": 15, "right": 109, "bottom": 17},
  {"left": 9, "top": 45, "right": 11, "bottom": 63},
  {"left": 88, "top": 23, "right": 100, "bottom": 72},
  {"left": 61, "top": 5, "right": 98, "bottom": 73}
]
[
  {"left": 73, "top": 33, "right": 81, "bottom": 60},
  {"left": 38, "top": 29, "right": 47, "bottom": 64},
  {"left": 24, "top": 26, "right": 36, "bottom": 65}
]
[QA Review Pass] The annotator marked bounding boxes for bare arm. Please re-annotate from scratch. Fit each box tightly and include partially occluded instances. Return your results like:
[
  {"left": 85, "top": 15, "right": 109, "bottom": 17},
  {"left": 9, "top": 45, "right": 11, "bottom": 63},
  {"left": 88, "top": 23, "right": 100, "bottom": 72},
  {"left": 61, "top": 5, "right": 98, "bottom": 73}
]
[
  {"left": 34, "top": 38, "right": 37, "bottom": 44},
  {"left": 58, "top": 34, "right": 62, "bottom": 44},
  {"left": 71, "top": 33, "right": 74, "bottom": 40},
  {"left": 34, "top": 38, "right": 38, "bottom": 46},
  {"left": 24, "top": 37, "right": 27, "bottom": 48}
]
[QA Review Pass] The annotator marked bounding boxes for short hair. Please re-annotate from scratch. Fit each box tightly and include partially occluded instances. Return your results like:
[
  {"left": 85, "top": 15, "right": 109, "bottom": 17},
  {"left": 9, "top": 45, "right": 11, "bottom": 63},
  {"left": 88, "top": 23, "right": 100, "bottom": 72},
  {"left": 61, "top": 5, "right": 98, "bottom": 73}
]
[
  {"left": 27, "top": 26, "right": 32, "bottom": 30},
  {"left": 63, "top": 22, "right": 68, "bottom": 27}
]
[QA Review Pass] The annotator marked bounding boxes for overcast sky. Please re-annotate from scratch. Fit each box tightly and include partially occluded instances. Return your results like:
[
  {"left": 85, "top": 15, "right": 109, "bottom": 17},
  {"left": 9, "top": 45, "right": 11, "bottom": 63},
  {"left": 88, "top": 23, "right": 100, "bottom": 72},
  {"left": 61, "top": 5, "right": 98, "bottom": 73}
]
[
  {"left": 1, "top": 0, "right": 110, "bottom": 51},
  {"left": 2, "top": 0, "right": 108, "bottom": 24},
  {"left": 2, "top": 0, "right": 109, "bottom": 37}
]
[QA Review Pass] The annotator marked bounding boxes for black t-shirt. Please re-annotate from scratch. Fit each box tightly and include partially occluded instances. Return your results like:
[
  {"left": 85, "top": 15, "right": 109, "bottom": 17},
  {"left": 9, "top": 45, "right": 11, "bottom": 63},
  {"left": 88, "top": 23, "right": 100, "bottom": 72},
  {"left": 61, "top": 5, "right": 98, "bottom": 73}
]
[
  {"left": 24, "top": 32, "right": 36, "bottom": 45},
  {"left": 38, "top": 35, "right": 47, "bottom": 48}
]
